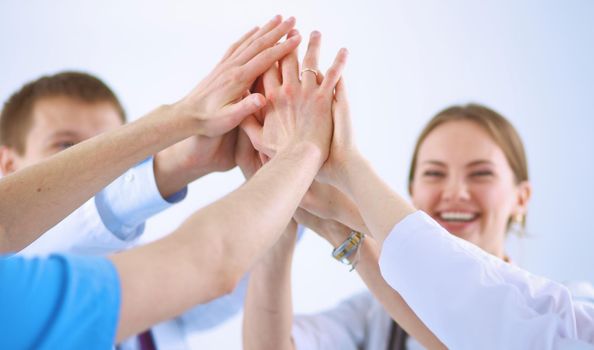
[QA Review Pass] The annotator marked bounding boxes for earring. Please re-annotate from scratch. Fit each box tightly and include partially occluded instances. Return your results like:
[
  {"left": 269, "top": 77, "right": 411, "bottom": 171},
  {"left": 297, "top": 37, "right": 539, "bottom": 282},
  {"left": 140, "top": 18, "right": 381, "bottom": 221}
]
[
  {"left": 509, "top": 213, "right": 526, "bottom": 236},
  {"left": 513, "top": 213, "right": 524, "bottom": 225}
]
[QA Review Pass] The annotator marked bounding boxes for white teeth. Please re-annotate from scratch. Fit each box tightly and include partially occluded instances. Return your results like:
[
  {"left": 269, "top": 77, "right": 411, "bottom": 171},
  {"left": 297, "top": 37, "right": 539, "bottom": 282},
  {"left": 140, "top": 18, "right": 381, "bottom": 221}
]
[{"left": 440, "top": 212, "right": 476, "bottom": 222}]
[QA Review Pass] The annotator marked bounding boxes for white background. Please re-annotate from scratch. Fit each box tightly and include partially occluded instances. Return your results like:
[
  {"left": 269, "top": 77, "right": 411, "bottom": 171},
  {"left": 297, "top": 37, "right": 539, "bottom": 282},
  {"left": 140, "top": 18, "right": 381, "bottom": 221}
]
[{"left": 2, "top": 1, "right": 594, "bottom": 348}]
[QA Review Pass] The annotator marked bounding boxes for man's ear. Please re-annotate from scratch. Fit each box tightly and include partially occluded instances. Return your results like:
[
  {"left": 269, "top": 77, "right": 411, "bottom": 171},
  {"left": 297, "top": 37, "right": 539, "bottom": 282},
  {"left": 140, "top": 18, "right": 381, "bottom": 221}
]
[{"left": 0, "top": 146, "right": 19, "bottom": 176}]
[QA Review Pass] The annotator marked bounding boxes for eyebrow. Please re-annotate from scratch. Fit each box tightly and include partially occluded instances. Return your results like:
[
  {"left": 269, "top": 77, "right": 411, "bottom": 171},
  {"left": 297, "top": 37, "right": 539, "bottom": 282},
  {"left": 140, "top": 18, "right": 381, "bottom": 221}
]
[
  {"left": 466, "top": 160, "right": 494, "bottom": 167},
  {"left": 45, "top": 131, "right": 81, "bottom": 142},
  {"left": 420, "top": 160, "right": 495, "bottom": 167},
  {"left": 421, "top": 160, "right": 446, "bottom": 167}
]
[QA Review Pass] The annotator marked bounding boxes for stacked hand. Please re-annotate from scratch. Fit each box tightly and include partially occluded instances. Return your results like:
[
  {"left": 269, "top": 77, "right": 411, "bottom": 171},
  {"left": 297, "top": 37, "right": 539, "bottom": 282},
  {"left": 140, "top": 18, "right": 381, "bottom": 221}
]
[
  {"left": 156, "top": 15, "right": 364, "bottom": 242},
  {"left": 230, "top": 26, "right": 368, "bottom": 247},
  {"left": 154, "top": 16, "right": 302, "bottom": 196},
  {"left": 241, "top": 30, "right": 348, "bottom": 169}
]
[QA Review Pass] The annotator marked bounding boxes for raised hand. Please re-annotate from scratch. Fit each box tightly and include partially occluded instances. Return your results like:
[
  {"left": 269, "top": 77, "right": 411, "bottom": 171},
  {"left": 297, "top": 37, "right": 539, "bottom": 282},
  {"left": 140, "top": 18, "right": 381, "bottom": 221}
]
[
  {"left": 315, "top": 77, "right": 360, "bottom": 187},
  {"left": 173, "top": 15, "right": 302, "bottom": 138},
  {"left": 152, "top": 16, "right": 302, "bottom": 197},
  {"left": 242, "top": 30, "right": 349, "bottom": 168}
]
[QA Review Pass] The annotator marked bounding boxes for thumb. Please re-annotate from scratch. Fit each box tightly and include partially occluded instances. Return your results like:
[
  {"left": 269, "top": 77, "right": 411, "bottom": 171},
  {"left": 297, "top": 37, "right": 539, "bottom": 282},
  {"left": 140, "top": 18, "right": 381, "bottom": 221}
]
[
  {"left": 209, "top": 93, "right": 266, "bottom": 136},
  {"left": 240, "top": 114, "right": 275, "bottom": 156}
]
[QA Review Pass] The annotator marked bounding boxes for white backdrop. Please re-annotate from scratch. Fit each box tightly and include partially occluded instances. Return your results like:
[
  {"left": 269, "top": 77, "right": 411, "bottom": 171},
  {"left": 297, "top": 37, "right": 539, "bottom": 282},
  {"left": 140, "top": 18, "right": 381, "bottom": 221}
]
[{"left": 2, "top": 1, "right": 594, "bottom": 348}]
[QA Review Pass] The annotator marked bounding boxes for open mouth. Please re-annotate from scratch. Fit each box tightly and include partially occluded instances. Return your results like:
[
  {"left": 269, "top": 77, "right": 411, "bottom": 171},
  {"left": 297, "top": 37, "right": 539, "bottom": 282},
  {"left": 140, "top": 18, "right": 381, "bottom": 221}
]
[{"left": 438, "top": 211, "right": 479, "bottom": 223}]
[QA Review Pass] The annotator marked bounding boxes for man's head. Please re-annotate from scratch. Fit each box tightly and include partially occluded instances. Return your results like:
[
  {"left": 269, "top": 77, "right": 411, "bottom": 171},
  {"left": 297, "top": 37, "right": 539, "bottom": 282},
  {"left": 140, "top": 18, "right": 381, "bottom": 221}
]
[{"left": 0, "top": 71, "right": 126, "bottom": 174}]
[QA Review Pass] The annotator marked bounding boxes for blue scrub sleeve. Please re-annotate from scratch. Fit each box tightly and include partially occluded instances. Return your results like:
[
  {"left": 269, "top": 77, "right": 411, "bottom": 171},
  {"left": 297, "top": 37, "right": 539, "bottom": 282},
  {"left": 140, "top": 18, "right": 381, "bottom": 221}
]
[{"left": 0, "top": 254, "right": 121, "bottom": 350}]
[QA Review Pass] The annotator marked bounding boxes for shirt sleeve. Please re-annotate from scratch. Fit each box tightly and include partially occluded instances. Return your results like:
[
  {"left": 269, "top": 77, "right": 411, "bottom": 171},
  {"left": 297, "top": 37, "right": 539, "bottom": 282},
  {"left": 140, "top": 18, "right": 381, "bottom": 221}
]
[
  {"left": 0, "top": 254, "right": 121, "bottom": 350},
  {"left": 95, "top": 157, "right": 187, "bottom": 241},
  {"left": 378, "top": 211, "right": 594, "bottom": 350},
  {"left": 292, "top": 292, "right": 373, "bottom": 350}
]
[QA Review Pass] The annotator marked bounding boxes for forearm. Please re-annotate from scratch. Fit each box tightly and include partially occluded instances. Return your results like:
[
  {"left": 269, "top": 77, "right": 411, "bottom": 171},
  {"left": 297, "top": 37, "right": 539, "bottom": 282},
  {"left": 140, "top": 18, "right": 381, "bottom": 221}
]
[
  {"left": 335, "top": 152, "right": 415, "bottom": 245},
  {"left": 110, "top": 142, "right": 322, "bottom": 340},
  {"left": 300, "top": 181, "right": 369, "bottom": 235},
  {"left": 354, "top": 239, "right": 445, "bottom": 349},
  {"left": 298, "top": 210, "right": 444, "bottom": 349},
  {"left": 243, "top": 221, "right": 297, "bottom": 350},
  {"left": 152, "top": 136, "right": 214, "bottom": 198},
  {"left": 0, "top": 105, "right": 195, "bottom": 252}
]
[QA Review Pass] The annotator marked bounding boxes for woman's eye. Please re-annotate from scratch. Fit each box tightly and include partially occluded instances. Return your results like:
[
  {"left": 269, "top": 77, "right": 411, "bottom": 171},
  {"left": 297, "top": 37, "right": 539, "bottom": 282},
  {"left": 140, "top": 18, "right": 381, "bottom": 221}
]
[
  {"left": 470, "top": 170, "right": 494, "bottom": 177},
  {"left": 423, "top": 170, "right": 445, "bottom": 178}
]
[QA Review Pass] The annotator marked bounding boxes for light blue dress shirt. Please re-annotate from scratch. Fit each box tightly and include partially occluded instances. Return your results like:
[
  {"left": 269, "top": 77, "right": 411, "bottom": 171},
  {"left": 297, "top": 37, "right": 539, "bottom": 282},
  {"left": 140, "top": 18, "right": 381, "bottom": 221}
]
[
  {"left": 95, "top": 157, "right": 188, "bottom": 241},
  {"left": 0, "top": 254, "right": 120, "bottom": 349}
]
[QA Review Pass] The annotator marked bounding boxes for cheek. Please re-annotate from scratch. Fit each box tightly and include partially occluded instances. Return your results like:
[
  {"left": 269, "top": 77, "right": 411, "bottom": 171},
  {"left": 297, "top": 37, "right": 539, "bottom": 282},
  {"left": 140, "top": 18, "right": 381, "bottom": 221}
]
[
  {"left": 20, "top": 146, "right": 53, "bottom": 167},
  {"left": 471, "top": 184, "right": 515, "bottom": 219},
  {"left": 411, "top": 184, "right": 441, "bottom": 211}
]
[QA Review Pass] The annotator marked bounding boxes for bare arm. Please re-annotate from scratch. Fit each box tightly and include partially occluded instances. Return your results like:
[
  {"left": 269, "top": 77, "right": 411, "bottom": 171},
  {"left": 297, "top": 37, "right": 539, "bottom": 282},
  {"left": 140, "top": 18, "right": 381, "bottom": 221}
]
[
  {"left": 242, "top": 221, "right": 297, "bottom": 350},
  {"left": 294, "top": 209, "right": 445, "bottom": 349},
  {"left": 110, "top": 143, "right": 321, "bottom": 340},
  {"left": 0, "top": 16, "right": 300, "bottom": 252},
  {"left": 333, "top": 152, "right": 415, "bottom": 245},
  {"left": 111, "top": 27, "right": 349, "bottom": 340},
  {"left": 0, "top": 107, "right": 192, "bottom": 252},
  {"left": 300, "top": 180, "right": 368, "bottom": 235}
]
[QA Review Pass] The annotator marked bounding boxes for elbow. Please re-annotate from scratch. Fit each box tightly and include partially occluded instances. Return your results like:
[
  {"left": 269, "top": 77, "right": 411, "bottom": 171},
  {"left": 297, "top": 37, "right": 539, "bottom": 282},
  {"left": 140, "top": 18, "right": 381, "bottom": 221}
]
[
  {"left": 0, "top": 225, "right": 12, "bottom": 254},
  {"left": 206, "top": 264, "right": 244, "bottom": 301},
  {"left": 217, "top": 271, "right": 242, "bottom": 297}
]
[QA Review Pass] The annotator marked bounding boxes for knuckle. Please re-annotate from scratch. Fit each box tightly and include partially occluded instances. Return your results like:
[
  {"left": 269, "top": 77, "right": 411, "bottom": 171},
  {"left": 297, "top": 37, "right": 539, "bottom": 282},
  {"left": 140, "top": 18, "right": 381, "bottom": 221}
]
[
  {"left": 280, "top": 84, "right": 295, "bottom": 98},
  {"left": 251, "top": 36, "right": 268, "bottom": 51},
  {"left": 228, "top": 68, "right": 245, "bottom": 84}
]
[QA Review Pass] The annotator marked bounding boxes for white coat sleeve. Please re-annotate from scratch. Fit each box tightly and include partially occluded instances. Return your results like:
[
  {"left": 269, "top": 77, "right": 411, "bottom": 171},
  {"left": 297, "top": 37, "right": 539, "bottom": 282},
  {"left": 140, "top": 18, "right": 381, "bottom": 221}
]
[{"left": 378, "top": 211, "right": 594, "bottom": 350}]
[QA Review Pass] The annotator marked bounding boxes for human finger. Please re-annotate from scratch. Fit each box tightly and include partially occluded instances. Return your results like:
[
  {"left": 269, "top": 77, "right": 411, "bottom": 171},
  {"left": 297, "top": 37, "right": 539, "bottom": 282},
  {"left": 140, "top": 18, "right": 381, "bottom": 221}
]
[
  {"left": 279, "top": 29, "right": 300, "bottom": 86},
  {"left": 234, "top": 17, "right": 296, "bottom": 65},
  {"left": 300, "top": 31, "right": 322, "bottom": 89},
  {"left": 240, "top": 34, "right": 301, "bottom": 84},
  {"left": 320, "top": 48, "right": 349, "bottom": 93},
  {"left": 221, "top": 26, "right": 260, "bottom": 61}
]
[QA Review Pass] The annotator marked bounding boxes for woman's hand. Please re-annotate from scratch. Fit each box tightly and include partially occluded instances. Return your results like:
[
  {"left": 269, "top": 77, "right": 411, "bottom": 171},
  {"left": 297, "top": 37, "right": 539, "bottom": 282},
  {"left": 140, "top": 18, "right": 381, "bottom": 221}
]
[
  {"left": 242, "top": 30, "right": 349, "bottom": 169},
  {"left": 173, "top": 15, "right": 301, "bottom": 138}
]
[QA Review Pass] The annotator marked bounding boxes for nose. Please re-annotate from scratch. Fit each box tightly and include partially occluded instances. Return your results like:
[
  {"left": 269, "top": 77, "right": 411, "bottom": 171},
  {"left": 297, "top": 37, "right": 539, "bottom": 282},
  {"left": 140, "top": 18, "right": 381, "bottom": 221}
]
[{"left": 442, "top": 177, "right": 470, "bottom": 202}]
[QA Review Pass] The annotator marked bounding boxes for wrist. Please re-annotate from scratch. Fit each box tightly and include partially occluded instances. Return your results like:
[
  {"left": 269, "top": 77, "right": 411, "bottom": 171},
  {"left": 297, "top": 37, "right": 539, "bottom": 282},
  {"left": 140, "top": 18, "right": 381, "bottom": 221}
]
[
  {"left": 277, "top": 141, "right": 325, "bottom": 170},
  {"left": 333, "top": 150, "right": 368, "bottom": 196},
  {"left": 169, "top": 100, "right": 206, "bottom": 136}
]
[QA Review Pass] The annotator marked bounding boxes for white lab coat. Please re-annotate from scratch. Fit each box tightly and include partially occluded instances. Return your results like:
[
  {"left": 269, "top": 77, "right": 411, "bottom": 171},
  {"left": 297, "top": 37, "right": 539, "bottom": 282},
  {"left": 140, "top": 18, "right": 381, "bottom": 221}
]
[{"left": 379, "top": 211, "right": 594, "bottom": 350}]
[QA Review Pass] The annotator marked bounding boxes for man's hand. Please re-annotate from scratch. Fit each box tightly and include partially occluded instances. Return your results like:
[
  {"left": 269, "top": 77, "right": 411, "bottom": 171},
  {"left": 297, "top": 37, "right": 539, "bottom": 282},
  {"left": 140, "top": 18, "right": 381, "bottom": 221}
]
[
  {"left": 172, "top": 15, "right": 302, "bottom": 138},
  {"left": 153, "top": 132, "right": 238, "bottom": 198},
  {"left": 152, "top": 16, "right": 303, "bottom": 197},
  {"left": 241, "top": 30, "right": 349, "bottom": 168}
]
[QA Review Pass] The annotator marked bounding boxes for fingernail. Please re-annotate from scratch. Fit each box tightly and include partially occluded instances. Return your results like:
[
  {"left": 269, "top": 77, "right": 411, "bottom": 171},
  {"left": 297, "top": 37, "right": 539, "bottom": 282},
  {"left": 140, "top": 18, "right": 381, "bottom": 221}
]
[
  {"left": 341, "top": 48, "right": 349, "bottom": 55},
  {"left": 272, "top": 14, "right": 282, "bottom": 22},
  {"left": 311, "top": 30, "right": 321, "bottom": 38},
  {"left": 253, "top": 95, "right": 263, "bottom": 107},
  {"left": 288, "top": 34, "right": 301, "bottom": 42},
  {"left": 285, "top": 16, "right": 296, "bottom": 25}
]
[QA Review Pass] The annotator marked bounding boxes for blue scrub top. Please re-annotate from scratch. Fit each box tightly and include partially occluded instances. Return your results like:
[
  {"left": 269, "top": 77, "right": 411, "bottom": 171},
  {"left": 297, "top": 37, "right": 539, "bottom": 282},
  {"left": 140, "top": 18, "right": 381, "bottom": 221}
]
[{"left": 0, "top": 254, "right": 121, "bottom": 349}]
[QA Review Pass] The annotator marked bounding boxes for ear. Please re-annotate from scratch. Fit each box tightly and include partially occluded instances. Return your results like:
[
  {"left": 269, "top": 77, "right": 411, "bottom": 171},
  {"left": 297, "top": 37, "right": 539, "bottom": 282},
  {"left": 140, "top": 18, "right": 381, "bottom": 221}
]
[
  {"left": 0, "top": 146, "right": 19, "bottom": 176},
  {"left": 513, "top": 180, "right": 532, "bottom": 216}
]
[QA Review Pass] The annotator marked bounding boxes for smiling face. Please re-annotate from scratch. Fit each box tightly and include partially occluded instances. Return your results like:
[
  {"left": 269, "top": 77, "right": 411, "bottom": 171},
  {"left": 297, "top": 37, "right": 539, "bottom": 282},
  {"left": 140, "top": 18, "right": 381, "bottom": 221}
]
[
  {"left": 0, "top": 96, "right": 123, "bottom": 173},
  {"left": 410, "top": 120, "right": 530, "bottom": 258}
]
